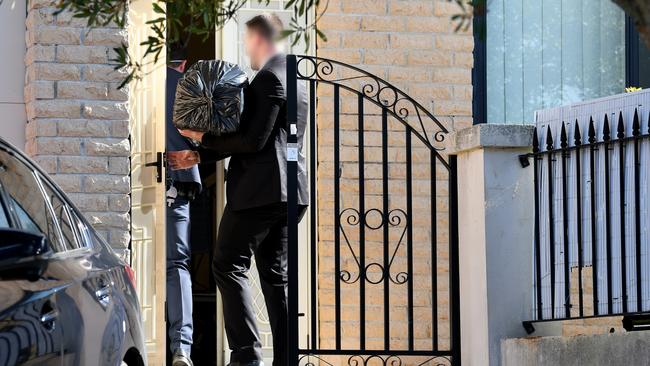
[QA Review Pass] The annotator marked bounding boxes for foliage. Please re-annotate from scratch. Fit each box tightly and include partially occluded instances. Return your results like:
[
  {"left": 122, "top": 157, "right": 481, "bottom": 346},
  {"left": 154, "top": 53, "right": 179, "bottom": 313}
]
[
  {"left": 53, "top": 0, "right": 329, "bottom": 88},
  {"left": 612, "top": 0, "right": 650, "bottom": 49},
  {"left": 449, "top": 0, "right": 486, "bottom": 33}
]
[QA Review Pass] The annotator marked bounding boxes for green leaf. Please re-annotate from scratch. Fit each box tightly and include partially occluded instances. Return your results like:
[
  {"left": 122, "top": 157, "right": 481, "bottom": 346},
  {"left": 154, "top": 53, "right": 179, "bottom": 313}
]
[
  {"left": 285, "top": 0, "right": 297, "bottom": 9},
  {"left": 146, "top": 17, "right": 166, "bottom": 24},
  {"left": 152, "top": 2, "right": 166, "bottom": 14},
  {"left": 280, "top": 29, "right": 296, "bottom": 39},
  {"left": 315, "top": 28, "right": 327, "bottom": 42}
]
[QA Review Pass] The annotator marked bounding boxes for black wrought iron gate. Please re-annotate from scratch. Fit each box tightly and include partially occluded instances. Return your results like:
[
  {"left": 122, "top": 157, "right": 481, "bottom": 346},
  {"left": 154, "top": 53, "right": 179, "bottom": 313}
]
[{"left": 286, "top": 54, "right": 460, "bottom": 366}]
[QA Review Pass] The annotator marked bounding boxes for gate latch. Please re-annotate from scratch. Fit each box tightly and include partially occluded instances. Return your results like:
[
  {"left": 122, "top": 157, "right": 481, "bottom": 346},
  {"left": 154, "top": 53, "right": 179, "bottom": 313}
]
[{"left": 145, "top": 152, "right": 164, "bottom": 183}]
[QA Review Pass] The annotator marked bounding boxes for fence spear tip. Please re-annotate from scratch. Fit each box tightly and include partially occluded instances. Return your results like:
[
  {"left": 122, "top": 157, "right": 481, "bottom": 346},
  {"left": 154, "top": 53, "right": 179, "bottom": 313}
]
[
  {"left": 588, "top": 117, "right": 597, "bottom": 143},
  {"left": 603, "top": 114, "right": 611, "bottom": 141},
  {"left": 532, "top": 128, "right": 539, "bottom": 152},
  {"left": 546, "top": 125, "right": 554, "bottom": 150},
  {"left": 574, "top": 120, "right": 582, "bottom": 145},
  {"left": 560, "top": 122, "right": 568, "bottom": 149},
  {"left": 617, "top": 111, "right": 625, "bottom": 139}
]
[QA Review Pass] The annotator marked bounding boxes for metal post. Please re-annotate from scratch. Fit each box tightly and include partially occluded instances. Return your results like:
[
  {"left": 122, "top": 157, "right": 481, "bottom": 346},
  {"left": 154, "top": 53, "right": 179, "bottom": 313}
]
[
  {"left": 533, "top": 130, "right": 543, "bottom": 319},
  {"left": 574, "top": 122, "right": 585, "bottom": 317},
  {"left": 546, "top": 126, "right": 556, "bottom": 318},
  {"left": 560, "top": 123, "right": 571, "bottom": 318},
  {"left": 603, "top": 115, "right": 613, "bottom": 314},
  {"left": 449, "top": 155, "right": 462, "bottom": 366},
  {"left": 588, "top": 118, "right": 599, "bottom": 315},
  {"left": 617, "top": 113, "right": 628, "bottom": 313},
  {"left": 286, "top": 54, "right": 299, "bottom": 366}
]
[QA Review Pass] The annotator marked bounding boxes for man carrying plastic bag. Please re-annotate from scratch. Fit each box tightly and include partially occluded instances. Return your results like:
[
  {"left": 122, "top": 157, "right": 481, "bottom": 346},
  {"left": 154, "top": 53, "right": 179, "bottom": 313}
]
[{"left": 168, "top": 13, "right": 308, "bottom": 366}]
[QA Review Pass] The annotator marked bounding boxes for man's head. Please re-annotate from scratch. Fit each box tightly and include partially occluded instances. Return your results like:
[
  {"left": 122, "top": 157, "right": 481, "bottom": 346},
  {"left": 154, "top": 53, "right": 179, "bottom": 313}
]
[
  {"left": 169, "top": 43, "right": 188, "bottom": 73},
  {"left": 244, "top": 13, "right": 283, "bottom": 70}
]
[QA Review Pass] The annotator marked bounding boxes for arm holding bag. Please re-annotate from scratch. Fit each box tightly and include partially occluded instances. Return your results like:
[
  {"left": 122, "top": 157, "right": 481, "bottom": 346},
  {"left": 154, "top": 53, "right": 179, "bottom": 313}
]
[{"left": 172, "top": 60, "right": 248, "bottom": 136}]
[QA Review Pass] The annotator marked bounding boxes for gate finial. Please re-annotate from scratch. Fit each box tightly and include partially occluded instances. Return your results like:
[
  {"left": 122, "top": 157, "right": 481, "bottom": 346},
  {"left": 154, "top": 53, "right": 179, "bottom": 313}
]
[
  {"left": 632, "top": 108, "right": 640, "bottom": 137},
  {"left": 617, "top": 112, "right": 625, "bottom": 139},
  {"left": 545, "top": 125, "right": 554, "bottom": 151},
  {"left": 588, "top": 117, "right": 597, "bottom": 143},
  {"left": 574, "top": 120, "right": 582, "bottom": 146},
  {"left": 532, "top": 128, "right": 539, "bottom": 153}
]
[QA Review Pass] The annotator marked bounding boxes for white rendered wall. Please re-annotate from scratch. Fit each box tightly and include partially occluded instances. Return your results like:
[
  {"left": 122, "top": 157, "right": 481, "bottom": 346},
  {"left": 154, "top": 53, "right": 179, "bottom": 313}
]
[
  {"left": 0, "top": 0, "right": 27, "bottom": 148},
  {"left": 450, "top": 124, "right": 535, "bottom": 365}
]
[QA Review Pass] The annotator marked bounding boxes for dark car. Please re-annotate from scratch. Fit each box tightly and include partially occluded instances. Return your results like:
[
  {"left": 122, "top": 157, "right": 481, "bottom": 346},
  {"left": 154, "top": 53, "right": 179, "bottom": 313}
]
[{"left": 0, "top": 137, "right": 146, "bottom": 366}]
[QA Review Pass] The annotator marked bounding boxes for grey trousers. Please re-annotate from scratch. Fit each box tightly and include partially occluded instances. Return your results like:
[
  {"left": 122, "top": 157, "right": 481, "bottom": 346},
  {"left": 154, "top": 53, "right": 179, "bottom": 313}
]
[{"left": 166, "top": 197, "right": 193, "bottom": 354}]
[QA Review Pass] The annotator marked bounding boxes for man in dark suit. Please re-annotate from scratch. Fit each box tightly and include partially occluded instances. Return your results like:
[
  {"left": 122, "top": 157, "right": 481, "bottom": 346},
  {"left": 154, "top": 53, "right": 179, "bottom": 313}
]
[
  {"left": 166, "top": 45, "right": 200, "bottom": 366},
  {"left": 168, "top": 13, "right": 307, "bottom": 366}
]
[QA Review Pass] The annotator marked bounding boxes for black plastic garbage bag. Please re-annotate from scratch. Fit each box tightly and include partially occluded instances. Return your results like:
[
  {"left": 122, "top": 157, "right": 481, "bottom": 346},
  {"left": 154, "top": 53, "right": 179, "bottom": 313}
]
[{"left": 173, "top": 60, "right": 248, "bottom": 136}]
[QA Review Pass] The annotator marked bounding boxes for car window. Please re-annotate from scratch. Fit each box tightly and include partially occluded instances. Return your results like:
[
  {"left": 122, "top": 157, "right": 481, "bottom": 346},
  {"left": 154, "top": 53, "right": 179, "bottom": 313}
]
[
  {"left": 69, "top": 209, "right": 93, "bottom": 248},
  {"left": 0, "top": 149, "right": 66, "bottom": 252},
  {"left": 0, "top": 199, "right": 9, "bottom": 228},
  {"left": 11, "top": 197, "right": 41, "bottom": 232},
  {"left": 38, "top": 176, "right": 81, "bottom": 250}
]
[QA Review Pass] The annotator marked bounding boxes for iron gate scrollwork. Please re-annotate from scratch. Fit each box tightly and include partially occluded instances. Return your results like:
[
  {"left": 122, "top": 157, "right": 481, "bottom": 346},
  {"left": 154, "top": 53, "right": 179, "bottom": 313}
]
[{"left": 286, "top": 55, "right": 460, "bottom": 366}]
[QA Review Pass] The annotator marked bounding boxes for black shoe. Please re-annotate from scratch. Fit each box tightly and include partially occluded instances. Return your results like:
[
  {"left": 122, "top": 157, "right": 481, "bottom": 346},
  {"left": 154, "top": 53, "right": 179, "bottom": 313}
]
[
  {"left": 227, "top": 361, "right": 264, "bottom": 366},
  {"left": 172, "top": 349, "right": 194, "bottom": 366}
]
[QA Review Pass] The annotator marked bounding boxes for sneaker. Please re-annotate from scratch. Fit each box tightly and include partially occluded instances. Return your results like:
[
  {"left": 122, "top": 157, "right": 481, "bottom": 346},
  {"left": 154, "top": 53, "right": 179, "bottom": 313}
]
[{"left": 172, "top": 349, "right": 194, "bottom": 366}]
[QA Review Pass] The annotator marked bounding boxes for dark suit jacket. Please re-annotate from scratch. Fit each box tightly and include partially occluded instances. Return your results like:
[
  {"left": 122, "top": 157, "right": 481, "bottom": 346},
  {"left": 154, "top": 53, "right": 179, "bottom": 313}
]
[
  {"left": 200, "top": 54, "right": 308, "bottom": 211},
  {"left": 166, "top": 67, "right": 202, "bottom": 187}
]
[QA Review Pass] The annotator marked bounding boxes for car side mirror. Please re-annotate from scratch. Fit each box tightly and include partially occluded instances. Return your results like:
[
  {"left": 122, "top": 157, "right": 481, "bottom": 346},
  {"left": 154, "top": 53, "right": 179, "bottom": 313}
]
[{"left": 0, "top": 228, "right": 52, "bottom": 281}]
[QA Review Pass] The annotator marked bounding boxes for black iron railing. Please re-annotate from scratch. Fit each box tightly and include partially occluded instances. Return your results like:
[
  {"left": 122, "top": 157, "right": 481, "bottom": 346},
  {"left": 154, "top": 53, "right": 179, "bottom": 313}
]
[
  {"left": 286, "top": 55, "right": 460, "bottom": 365},
  {"left": 531, "top": 108, "right": 650, "bottom": 322}
]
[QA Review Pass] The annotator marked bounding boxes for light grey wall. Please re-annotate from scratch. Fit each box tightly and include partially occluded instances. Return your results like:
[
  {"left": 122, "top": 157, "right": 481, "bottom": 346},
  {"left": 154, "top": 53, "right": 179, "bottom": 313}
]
[{"left": 0, "top": 0, "right": 27, "bottom": 148}]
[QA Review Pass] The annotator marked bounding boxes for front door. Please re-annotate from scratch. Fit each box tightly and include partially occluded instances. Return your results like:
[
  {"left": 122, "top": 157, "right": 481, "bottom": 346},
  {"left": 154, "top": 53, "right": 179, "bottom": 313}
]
[{"left": 128, "top": 1, "right": 167, "bottom": 364}]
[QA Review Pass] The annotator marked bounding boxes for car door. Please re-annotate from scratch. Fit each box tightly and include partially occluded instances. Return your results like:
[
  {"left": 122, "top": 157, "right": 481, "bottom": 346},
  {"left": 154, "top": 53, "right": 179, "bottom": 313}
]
[
  {"left": 35, "top": 174, "right": 126, "bottom": 366},
  {"left": 0, "top": 147, "right": 66, "bottom": 366}
]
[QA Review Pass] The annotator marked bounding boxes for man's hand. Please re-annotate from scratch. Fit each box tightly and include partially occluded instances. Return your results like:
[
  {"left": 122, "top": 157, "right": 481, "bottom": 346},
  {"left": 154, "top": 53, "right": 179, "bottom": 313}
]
[
  {"left": 167, "top": 150, "right": 200, "bottom": 171},
  {"left": 178, "top": 129, "right": 206, "bottom": 142}
]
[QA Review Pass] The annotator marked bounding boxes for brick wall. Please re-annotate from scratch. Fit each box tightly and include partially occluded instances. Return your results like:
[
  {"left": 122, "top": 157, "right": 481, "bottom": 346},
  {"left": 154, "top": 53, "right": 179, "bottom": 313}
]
[
  {"left": 314, "top": 0, "right": 473, "bottom": 357},
  {"left": 24, "top": 0, "right": 130, "bottom": 253},
  {"left": 318, "top": 0, "right": 473, "bottom": 125}
]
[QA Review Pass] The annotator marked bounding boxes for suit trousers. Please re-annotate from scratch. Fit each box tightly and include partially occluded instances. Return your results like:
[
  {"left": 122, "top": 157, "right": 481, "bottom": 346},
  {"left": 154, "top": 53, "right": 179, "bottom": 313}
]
[
  {"left": 166, "top": 197, "right": 193, "bottom": 354},
  {"left": 212, "top": 202, "right": 289, "bottom": 365}
]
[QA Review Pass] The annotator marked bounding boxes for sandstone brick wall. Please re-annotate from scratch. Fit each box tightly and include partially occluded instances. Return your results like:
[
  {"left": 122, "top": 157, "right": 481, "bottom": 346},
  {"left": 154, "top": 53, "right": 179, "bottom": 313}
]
[
  {"left": 24, "top": 0, "right": 130, "bottom": 253},
  {"left": 313, "top": 0, "right": 473, "bottom": 358},
  {"left": 317, "top": 0, "right": 473, "bottom": 124},
  {"left": 564, "top": 266, "right": 624, "bottom": 336}
]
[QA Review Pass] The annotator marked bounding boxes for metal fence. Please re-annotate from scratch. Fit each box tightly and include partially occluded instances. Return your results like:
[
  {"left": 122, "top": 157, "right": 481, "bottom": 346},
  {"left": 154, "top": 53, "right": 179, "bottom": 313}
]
[
  {"left": 532, "top": 107, "right": 650, "bottom": 321},
  {"left": 286, "top": 55, "right": 461, "bottom": 365}
]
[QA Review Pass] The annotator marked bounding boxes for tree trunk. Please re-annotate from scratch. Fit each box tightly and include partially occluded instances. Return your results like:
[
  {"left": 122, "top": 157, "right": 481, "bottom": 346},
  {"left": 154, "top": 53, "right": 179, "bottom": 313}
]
[{"left": 612, "top": 0, "right": 650, "bottom": 49}]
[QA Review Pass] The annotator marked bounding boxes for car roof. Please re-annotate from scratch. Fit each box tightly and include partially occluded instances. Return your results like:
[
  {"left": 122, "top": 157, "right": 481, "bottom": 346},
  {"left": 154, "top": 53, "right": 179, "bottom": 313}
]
[{"left": 0, "top": 136, "right": 112, "bottom": 249}]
